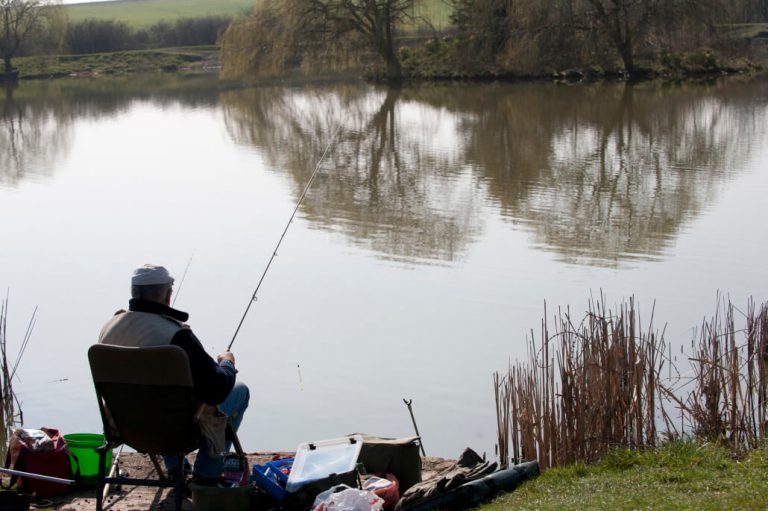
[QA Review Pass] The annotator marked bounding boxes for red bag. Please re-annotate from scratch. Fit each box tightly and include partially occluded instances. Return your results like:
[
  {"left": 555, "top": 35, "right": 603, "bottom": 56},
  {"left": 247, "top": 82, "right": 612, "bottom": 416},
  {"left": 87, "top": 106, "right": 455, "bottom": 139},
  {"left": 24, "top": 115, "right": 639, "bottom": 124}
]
[{"left": 5, "top": 427, "right": 73, "bottom": 497}]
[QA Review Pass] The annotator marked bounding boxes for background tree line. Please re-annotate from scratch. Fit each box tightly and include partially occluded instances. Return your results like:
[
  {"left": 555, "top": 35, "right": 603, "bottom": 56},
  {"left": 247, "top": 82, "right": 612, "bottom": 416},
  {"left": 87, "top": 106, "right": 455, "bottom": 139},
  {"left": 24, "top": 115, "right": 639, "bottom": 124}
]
[
  {"left": 736, "top": 0, "right": 768, "bottom": 21},
  {"left": 5, "top": 0, "right": 768, "bottom": 80},
  {"left": 220, "top": 0, "right": 768, "bottom": 81},
  {"left": 2, "top": 0, "right": 230, "bottom": 76},
  {"left": 448, "top": 0, "right": 739, "bottom": 76},
  {"left": 65, "top": 16, "right": 231, "bottom": 54}
]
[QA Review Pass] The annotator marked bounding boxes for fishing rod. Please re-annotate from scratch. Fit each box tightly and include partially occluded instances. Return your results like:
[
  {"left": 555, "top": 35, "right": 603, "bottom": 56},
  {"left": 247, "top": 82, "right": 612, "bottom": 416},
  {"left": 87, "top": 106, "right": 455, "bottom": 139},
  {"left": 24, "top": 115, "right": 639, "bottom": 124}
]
[
  {"left": 172, "top": 249, "right": 195, "bottom": 307},
  {"left": 228, "top": 122, "right": 344, "bottom": 351}
]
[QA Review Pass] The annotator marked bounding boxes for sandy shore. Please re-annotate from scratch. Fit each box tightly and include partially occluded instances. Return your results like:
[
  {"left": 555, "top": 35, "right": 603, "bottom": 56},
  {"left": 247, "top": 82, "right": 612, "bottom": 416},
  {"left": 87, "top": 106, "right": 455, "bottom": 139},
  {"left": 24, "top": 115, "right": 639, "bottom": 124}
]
[{"left": 41, "top": 451, "right": 454, "bottom": 510}]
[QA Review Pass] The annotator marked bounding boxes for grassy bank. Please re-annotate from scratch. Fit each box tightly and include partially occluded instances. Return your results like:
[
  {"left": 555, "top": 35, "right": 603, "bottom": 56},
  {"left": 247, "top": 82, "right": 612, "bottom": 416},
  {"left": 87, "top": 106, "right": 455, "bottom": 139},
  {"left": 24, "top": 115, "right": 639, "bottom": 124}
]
[
  {"left": 14, "top": 47, "right": 219, "bottom": 79},
  {"left": 484, "top": 295, "right": 768, "bottom": 509},
  {"left": 483, "top": 442, "right": 768, "bottom": 510}
]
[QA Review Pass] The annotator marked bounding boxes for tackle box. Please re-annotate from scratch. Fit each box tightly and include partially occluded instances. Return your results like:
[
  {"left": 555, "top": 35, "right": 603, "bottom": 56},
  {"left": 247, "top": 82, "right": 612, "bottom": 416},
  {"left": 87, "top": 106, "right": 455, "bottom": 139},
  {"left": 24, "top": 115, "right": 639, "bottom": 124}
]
[
  {"left": 252, "top": 458, "right": 293, "bottom": 501},
  {"left": 286, "top": 435, "right": 363, "bottom": 493}
]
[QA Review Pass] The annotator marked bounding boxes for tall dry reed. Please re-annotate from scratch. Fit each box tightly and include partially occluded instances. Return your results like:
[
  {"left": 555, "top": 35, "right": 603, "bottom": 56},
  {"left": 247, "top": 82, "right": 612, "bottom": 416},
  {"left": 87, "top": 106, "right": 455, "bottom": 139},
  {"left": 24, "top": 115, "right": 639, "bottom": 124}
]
[
  {"left": 662, "top": 297, "right": 768, "bottom": 452},
  {"left": 0, "top": 295, "right": 28, "bottom": 462},
  {"left": 496, "top": 294, "right": 768, "bottom": 470},
  {"left": 495, "top": 296, "right": 664, "bottom": 469}
]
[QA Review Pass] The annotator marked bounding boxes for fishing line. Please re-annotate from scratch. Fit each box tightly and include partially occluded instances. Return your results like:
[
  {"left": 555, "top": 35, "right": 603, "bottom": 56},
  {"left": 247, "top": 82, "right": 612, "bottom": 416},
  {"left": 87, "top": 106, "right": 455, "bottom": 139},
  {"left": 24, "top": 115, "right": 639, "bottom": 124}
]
[
  {"left": 172, "top": 249, "right": 196, "bottom": 307},
  {"left": 228, "top": 120, "right": 345, "bottom": 351},
  {"left": 10, "top": 305, "right": 37, "bottom": 382}
]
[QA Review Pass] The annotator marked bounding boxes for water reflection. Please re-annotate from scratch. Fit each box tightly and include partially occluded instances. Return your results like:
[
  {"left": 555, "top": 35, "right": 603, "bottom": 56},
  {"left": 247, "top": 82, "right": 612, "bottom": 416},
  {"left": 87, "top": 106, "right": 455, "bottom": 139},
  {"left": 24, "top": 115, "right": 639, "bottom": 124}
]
[
  {"left": 223, "top": 78, "right": 766, "bottom": 266},
  {"left": 4, "top": 76, "right": 765, "bottom": 265},
  {"left": 0, "top": 84, "right": 72, "bottom": 186},
  {"left": 0, "top": 76, "right": 227, "bottom": 188},
  {"left": 455, "top": 81, "right": 761, "bottom": 265},
  {"left": 223, "top": 85, "right": 484, "bottom": 263}
]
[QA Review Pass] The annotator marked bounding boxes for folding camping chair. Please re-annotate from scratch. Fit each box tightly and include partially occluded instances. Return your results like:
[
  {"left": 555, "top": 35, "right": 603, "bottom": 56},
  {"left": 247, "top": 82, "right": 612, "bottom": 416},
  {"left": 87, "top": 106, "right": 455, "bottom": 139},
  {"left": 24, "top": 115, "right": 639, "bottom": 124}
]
[{"left": 88, "top": 343, "right": 201, "bottom": 511}]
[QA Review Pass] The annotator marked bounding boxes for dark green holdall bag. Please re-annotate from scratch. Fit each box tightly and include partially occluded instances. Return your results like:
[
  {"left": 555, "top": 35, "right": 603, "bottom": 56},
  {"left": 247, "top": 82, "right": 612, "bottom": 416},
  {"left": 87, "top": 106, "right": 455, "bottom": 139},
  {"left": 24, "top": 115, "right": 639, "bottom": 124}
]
[{"left": 354, "top": 435, "right": 422, "bottom": 492}]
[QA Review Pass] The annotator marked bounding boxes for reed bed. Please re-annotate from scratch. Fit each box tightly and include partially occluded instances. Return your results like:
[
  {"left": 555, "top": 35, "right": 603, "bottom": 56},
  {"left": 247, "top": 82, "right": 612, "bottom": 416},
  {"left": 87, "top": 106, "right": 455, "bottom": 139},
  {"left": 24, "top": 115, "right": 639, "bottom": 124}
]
[
  {"left": 0, "top": 295, "right": 30, "bottom": 462},
  {"left": 663, "top": 297, "right": 768, "bottom": 452},
  {"left": 495, "top": 295, "right": 768, "bottom": 471},
  {"left": 495, "top": 296, "right": 664, "bottom": 469}
]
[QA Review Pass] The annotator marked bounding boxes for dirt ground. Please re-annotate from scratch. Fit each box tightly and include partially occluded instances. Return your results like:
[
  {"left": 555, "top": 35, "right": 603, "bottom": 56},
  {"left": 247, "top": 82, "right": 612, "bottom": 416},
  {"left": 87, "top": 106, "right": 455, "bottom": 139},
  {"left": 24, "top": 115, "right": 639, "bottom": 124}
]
[{"left": 34, "top": 452, "right": 454, "bottom": 510}]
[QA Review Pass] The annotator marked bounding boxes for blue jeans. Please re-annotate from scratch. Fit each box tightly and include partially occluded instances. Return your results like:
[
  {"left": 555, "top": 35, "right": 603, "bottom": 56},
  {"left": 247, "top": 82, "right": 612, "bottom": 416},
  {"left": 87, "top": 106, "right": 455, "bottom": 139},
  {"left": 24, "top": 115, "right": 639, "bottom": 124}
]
[{"left": 165, "top": 382, "right": 250, "bottom": 478}]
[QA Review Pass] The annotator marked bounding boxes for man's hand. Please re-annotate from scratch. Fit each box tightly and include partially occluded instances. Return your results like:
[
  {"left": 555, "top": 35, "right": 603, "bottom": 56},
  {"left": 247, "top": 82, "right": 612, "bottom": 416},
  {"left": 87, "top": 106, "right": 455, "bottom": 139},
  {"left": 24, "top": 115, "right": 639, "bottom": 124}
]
[{"left": 217, "top": 351, "right": 235, "bottom": 365}]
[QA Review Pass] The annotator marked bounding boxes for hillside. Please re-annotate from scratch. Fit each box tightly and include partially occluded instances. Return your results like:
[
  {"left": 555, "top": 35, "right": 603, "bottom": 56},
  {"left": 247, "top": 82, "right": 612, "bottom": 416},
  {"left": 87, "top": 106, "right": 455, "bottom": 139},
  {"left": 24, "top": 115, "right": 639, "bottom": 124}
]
[
  {"left": 65, "top": 0, "right": 257, "bottom": 28},
  {"left": 64, "top": 0, "right": 451, "bottom": 30}
]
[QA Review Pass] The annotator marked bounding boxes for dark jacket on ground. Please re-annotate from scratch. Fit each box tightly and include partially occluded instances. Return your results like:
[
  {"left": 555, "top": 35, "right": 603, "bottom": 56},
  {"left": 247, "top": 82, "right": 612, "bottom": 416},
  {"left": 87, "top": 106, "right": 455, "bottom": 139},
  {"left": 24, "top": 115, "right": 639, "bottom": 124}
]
[{"left": 98, "top": 298, "right": 236, "bottom": 405}]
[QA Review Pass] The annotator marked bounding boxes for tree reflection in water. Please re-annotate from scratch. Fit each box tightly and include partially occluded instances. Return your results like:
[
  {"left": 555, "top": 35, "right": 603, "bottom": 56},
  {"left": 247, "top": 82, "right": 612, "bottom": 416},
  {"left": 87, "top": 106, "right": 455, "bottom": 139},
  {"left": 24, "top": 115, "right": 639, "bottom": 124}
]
[
  {"left": 0, "top": 76, "right": 224, "bottom": 189},
  {"left": 0, "top": 84, "right": 71, "bottom": 187},
  {"left": 223, "top": 84, "right": 484, "bottom": 264},
  {"left": 4, "top": 77, "right": 762, "bottom": 266},
  {"left": 223, "top": 78, "right": 766, "bottom": 266},
  {"left": 487, "top": 82, "right": 759, "bottom": 265}
]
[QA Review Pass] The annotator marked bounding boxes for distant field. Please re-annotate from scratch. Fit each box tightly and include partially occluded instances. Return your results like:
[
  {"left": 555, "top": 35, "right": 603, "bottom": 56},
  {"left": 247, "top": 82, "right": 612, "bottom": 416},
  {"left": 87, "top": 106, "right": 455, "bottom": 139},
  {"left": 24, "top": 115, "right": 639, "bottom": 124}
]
[
  {"left": 412, "top": 0, "right": 452, "bottom": 29},
  {"left": 65, "top": 0, "right": 453, "bottom": 30},
  {"left": 65, "top": 0, "right": 257, "bottom": 27}
]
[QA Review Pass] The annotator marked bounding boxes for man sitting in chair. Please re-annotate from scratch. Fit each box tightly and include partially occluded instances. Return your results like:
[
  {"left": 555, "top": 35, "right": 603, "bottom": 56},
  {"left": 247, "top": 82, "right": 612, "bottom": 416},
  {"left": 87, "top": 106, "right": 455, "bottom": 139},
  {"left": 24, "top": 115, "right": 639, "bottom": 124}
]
[{"left": 98, "top": 263, "right": 250, "bottom": 480}]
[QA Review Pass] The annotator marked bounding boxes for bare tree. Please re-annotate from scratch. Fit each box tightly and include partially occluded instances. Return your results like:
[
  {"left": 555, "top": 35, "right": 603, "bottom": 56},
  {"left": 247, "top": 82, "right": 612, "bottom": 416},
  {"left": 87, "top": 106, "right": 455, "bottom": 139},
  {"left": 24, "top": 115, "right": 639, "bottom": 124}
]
[
  {"left": 579, "top": 0, "right": 724, "bottom": 75},
  {"left": 221, "top": 0, "right": 414, "bottom": 81},
  {"left": 450, "top": 0, "right": 728, "bottom": 76},
  {"left": 292, "top": 0, "right": 414, "bottom": 81},
  {"left": 1, "top": 0, "right": 62, "bottom": 76},
  {"left": 580, "top": 0, "right": 660, "bottom": 75}
]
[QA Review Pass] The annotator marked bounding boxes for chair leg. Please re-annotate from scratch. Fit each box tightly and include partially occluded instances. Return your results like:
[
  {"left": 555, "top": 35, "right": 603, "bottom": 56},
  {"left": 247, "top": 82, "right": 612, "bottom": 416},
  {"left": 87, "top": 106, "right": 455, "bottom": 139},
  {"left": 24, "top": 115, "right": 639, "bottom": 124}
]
[
  {"left": 95, "top": 446, "right": 108, "bottom": 511},
  {"left": 173, "top": 453, "right": 185, "bottom": 511}
]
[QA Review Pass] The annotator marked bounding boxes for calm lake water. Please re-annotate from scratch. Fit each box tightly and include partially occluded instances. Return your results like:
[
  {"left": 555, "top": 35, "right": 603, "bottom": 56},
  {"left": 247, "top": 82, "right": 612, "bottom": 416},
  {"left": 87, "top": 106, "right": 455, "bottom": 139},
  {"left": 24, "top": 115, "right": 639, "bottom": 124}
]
[{"left": 1, "top": 75, "right": 767, "bottom": 459}]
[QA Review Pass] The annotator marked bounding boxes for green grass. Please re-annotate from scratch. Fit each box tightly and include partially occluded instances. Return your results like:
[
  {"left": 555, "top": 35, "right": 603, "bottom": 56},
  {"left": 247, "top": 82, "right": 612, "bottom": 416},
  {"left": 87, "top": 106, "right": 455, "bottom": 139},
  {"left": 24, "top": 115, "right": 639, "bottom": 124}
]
[
  {"left": 65, "top": 0, "right": 256, "bottom": 28},
  {"left": 64, "top": 0, "right": 454, "bottom": 30},
  {"left": 481, "top": 442, "right": 768, "bottom": 510},
  {"left": 726, "top": 23, "right": 768, "bottom": 38},
  {"left": 412, "top": 0, "right": 453, "bottom": 30},
  {"left": 14, "top": 47, "right": 218, "bottom": 78}
]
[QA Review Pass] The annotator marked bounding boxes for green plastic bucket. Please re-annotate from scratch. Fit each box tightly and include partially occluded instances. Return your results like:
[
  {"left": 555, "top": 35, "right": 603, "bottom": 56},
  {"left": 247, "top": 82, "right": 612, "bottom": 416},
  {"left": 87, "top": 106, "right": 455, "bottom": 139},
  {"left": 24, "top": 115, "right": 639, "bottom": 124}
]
[{"left": 64, "top": 433, "right": 111, "bottom": 487}]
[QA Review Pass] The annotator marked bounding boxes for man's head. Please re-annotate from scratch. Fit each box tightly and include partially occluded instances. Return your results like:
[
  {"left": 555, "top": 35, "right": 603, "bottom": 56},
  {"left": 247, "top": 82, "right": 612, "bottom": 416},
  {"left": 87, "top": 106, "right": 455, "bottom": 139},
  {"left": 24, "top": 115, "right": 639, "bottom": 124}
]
[{"left": 130, "top": 264, "right": 175, "bottom": 305}]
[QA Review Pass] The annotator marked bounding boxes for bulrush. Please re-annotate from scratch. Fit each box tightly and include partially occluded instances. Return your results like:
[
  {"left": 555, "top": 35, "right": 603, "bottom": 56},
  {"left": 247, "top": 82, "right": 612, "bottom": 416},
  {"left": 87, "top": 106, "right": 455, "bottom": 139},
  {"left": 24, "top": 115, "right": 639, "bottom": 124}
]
[{"left": 496, "top": 294, "right": 768, "bottom": 471}]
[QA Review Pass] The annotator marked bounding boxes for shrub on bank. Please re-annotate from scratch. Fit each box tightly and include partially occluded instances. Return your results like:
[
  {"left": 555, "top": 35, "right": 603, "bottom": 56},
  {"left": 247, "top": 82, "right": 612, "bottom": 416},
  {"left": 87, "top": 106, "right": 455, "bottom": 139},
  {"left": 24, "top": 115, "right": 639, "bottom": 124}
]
[{"left": 399, "top": 37, "right": 755, "bottom": 80}]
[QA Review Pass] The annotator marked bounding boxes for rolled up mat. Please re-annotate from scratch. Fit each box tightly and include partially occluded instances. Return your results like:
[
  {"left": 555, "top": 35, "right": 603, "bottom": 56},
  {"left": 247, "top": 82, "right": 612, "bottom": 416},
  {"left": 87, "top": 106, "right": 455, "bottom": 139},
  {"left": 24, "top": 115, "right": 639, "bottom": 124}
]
[{"left": 398, "top": 461, "right": 540, "bottom": 511}]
